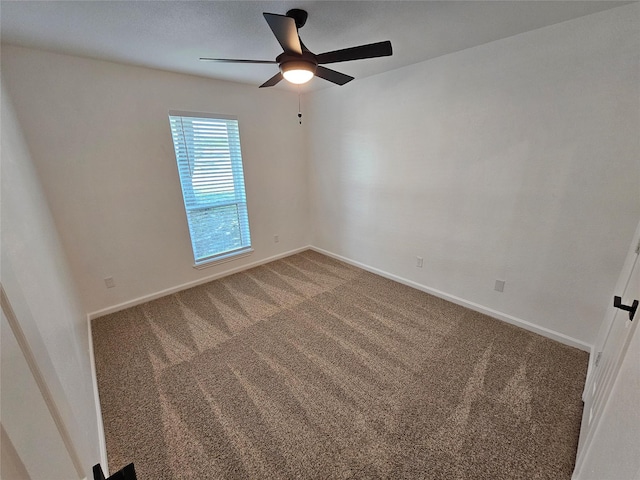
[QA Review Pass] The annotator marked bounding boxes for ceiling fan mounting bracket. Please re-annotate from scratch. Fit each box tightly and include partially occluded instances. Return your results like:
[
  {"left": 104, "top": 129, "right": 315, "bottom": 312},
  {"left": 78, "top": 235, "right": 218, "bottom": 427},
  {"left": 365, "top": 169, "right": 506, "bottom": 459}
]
[{"left": 286, "top": 9, "right": 308, "bottom": 29}]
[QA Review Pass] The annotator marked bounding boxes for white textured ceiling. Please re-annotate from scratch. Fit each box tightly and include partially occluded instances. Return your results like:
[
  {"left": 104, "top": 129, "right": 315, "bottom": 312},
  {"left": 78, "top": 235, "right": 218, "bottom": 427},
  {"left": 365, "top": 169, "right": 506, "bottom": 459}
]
[{"left": 0, "top": 1, "right": 630, "bottom": 92}]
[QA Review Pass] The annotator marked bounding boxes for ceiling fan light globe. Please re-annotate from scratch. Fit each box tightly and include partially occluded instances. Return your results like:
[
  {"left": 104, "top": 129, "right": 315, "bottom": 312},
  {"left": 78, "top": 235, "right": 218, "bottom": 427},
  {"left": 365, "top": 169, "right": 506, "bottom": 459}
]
[
  {"left": 280, "top": 59, "right": 316, "bottom": 85},
  {"left": 282, "top": 69, "right": 314, "bottom": 84}
]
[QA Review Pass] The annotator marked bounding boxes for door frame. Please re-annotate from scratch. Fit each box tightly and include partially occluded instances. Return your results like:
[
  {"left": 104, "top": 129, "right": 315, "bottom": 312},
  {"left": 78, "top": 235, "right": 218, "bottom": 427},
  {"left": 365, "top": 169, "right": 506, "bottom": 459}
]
[{"left": 573, "top": 218, "right": 640, "bottom": 477}]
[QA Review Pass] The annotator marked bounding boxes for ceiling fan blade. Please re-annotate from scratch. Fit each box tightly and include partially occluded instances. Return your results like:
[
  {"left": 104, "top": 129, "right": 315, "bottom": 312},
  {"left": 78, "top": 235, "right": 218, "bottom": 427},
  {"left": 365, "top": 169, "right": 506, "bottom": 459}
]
[
  {"left": 259, "top": 72, "right": 283, "bottom": 88},
  {"left": 315, "top": 66, "right": 354, "bottom": 86},
  {"left": 316, "top": 41, "right": 392, "bottom": 64},
  {"left": 199, "top": 58, "right": 277, "bottom": 64},
  {"left": 263, "top": 13, "right": 302, "bottom": 55}
]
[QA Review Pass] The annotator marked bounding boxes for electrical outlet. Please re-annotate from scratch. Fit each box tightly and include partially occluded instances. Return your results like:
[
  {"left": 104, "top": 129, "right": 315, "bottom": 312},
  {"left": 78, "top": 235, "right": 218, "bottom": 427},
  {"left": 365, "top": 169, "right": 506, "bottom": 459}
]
[
  {"left": 274, "top": 234, "right": 279, "bottom": 243},
  {"left": 104, "top": 277, "right": 115, "bottom": 288},
  {"left": 416, "top": 256, "right": 423, "bottom": 268},
  {"left": 494, "top": 279, "right": 505, "bottom": 292}
]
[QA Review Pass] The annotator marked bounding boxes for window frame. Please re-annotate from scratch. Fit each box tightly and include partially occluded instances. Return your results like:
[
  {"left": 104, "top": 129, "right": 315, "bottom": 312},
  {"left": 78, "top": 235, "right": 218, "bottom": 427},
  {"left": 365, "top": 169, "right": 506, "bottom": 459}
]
[{"left": 168, "top": 110, "right": 253, "bottom": 268}]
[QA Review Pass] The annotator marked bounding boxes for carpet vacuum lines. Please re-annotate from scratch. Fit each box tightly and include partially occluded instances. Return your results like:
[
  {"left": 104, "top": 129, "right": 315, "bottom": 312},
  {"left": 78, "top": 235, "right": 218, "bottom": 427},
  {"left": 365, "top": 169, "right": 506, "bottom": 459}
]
[{"left": 92, "top": 250, "right": 587, "bottom": 479}]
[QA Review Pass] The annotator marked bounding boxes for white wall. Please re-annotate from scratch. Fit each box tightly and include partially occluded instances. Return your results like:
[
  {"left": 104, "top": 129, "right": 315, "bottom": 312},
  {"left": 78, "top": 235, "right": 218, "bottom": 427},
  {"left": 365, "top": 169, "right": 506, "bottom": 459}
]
[
  {"left": 1, "top": 46, "right": 310, "bottom": 314},
  {"left": 1, "top": 80, "right": 100, "bottom": 477},
  {"left": 307, "top": 4, "right": 640, "bottom": 346},
  {"left": 2, "top": 6, "right": 638, "bottom": 345}
]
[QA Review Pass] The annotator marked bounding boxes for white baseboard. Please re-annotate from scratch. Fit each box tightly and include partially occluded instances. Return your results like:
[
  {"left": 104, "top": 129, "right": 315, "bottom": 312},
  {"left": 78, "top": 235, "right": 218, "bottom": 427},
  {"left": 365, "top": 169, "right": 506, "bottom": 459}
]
[
  {"left": 87, "top": 313, "right": 109, "bottom": 477},
  {"left": 88, "top": 244, "right": 592, "bottom": 351},
  {"left": 88, "top": 246, "right": 311, "bottom": 320},
  {"left": 582, "top": 345, "right": 597, "bottom": 401},
  {"left": 310, "top": 246, "right": 591, "bottom": 352}
]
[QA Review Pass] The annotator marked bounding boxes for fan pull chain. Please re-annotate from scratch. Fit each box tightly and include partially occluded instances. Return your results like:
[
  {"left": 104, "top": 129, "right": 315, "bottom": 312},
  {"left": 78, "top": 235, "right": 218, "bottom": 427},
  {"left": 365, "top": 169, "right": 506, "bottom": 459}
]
[{"left": 298, "top": 88, "right": 302, "bottom": 125}]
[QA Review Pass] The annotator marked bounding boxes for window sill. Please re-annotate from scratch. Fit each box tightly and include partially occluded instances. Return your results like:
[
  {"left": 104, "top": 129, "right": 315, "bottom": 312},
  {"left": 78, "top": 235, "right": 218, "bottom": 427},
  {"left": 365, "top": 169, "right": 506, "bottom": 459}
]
[{"left": 193, "top": 248, "right": 254, "bottom": 270}]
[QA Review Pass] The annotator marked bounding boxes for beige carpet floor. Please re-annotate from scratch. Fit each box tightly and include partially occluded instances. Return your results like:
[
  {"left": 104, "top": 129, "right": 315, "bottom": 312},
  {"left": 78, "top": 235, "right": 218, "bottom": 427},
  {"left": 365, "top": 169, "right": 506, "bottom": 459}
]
[{"left": 92, "top": 250, "right": 588, "bottom": 479}]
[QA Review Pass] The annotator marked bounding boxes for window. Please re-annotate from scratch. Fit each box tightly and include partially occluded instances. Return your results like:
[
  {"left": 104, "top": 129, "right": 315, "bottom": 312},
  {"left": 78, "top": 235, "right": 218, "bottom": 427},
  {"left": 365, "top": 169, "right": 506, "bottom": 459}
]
[{"left": 168, "top": 111, "right": 251, "bottom": 266}]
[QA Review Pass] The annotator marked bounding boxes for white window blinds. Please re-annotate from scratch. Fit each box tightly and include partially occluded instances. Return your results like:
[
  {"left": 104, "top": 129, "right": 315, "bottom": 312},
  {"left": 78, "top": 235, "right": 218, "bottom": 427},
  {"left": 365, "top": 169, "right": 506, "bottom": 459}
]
[{"left": 168, "top": 111, "right": 251, "bottom": 265}]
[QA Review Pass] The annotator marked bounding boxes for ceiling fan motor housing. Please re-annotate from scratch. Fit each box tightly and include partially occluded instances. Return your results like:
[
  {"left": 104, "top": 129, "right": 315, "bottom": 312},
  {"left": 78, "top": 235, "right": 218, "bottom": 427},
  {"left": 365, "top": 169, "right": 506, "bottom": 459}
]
[{"left": 277, "top": 51, "right": 318, "bottom": 76}]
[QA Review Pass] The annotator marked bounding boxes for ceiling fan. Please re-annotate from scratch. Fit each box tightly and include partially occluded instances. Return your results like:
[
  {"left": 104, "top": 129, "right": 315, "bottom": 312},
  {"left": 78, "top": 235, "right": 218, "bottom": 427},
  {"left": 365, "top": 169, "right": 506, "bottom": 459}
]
[{"left": 200, "top": 9, "right": 393, "bottom": 88}]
